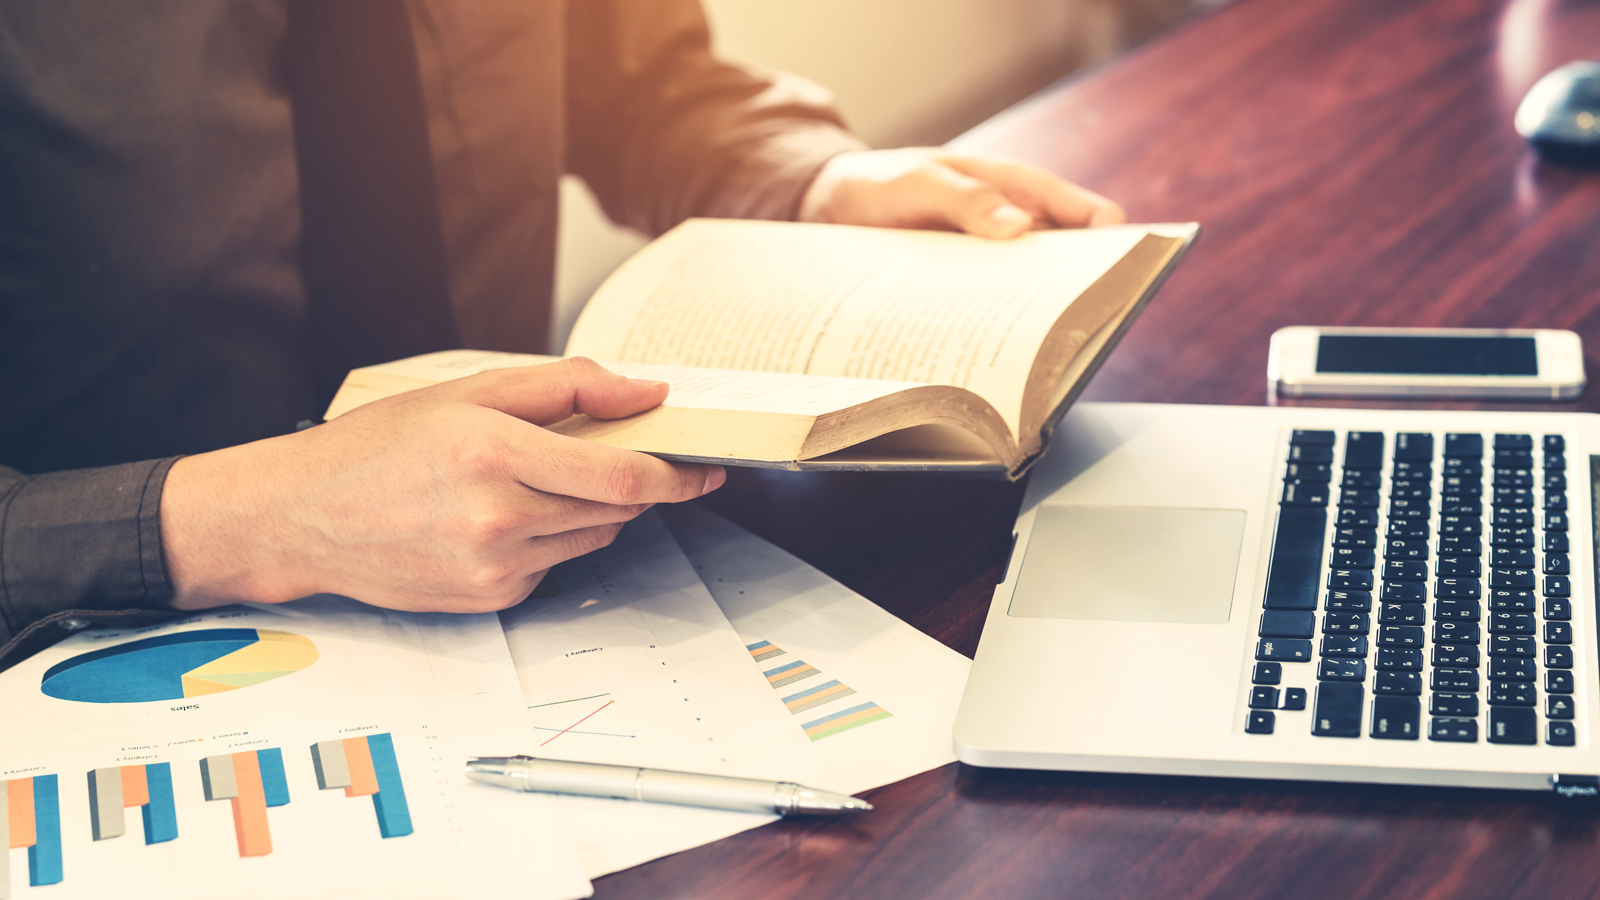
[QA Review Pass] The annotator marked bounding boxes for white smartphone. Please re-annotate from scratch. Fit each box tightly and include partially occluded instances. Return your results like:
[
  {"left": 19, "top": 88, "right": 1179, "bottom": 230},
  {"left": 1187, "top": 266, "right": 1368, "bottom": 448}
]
[{"left": 1268, "top": 326, "right": 1586, "bottom": 399}]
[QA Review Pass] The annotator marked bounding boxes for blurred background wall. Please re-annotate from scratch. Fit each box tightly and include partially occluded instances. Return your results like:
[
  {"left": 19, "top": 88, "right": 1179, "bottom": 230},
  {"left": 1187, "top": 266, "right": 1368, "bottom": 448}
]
[{"left": 552, "top": 0, "right": 1202, "bottom": 351}]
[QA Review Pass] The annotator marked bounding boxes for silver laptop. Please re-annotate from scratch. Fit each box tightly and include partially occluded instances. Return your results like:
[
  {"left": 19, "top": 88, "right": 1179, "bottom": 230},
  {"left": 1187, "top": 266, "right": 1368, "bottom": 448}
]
[{"left": 954, "top": 402, "right": 1600, "bottom": 795}]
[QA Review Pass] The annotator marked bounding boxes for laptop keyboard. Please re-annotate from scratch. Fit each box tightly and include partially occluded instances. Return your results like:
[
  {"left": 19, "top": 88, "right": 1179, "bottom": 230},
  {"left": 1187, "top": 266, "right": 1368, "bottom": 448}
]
[{"left": 1246, "top": 429, "right": 1578, "bottom": 745}]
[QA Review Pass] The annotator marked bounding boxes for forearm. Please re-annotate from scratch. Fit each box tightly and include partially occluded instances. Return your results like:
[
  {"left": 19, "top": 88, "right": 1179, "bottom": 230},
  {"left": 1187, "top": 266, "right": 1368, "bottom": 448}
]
[
  {"left": 0, "top": 459, "right": 184, "bottom": 670},
  {"left": 566, "top": 0, "right": 867, "bottom": 235}
]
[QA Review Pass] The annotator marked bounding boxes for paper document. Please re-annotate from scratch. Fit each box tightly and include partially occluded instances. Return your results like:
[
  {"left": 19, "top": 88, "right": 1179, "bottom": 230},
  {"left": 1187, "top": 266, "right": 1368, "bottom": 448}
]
[
  {"left": 663, "top": 504, "right": 970, "bottom": 797},
  {"left": 499, "top": 511, "right": 795, "bottom": 877},
  {"left": 0, "top": 597, "right": 591, "bottom": 900}
]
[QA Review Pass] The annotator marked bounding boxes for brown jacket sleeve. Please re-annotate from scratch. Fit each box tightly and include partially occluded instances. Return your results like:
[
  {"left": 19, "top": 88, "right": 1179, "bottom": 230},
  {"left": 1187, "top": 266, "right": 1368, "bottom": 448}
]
[
  {"left": 0, "top": 460, "right": 185, "bottom": 671},
  {"left": 566, "top": 0, "right": 869, "bottom": 235}
]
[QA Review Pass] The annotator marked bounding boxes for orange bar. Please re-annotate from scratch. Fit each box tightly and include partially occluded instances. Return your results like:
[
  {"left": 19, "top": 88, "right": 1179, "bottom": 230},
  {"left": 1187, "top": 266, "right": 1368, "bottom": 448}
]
[
  {"left": 341, "top": 737, "right": 379, "bottom": 798},
  {"left": 228, "top": 751, "right": 272, "bottom": 857},
  {"left": 7, "top": 778, "right": 35, "bottom": 848},
  {"left": 120, "top": 765, "right": 150, "bottom": 808}
]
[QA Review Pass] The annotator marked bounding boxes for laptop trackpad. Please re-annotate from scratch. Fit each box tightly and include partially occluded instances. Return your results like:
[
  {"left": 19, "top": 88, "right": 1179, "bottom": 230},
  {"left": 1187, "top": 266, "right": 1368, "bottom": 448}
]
[{"left": 1008, "top": 506, "right": 1245, "bottom": 624}]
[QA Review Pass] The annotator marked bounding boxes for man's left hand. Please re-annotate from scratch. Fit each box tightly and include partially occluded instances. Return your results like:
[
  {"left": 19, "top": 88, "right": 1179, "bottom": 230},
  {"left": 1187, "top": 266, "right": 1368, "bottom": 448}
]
[{"left": 799, "top": 148, "right": 1125, "bottom": 239}]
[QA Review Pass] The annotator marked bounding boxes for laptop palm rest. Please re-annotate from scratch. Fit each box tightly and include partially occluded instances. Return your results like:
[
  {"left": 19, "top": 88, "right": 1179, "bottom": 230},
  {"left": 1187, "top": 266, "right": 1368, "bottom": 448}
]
[{"left": 1007, "top": 506, "right": 1245, "bottom": 624}]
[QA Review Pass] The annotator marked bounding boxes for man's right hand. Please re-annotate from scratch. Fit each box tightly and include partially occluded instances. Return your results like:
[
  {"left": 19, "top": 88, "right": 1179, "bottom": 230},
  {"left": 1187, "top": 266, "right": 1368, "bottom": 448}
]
[{"left": 160, "top": 357, "right": 722, "bottom": 614}]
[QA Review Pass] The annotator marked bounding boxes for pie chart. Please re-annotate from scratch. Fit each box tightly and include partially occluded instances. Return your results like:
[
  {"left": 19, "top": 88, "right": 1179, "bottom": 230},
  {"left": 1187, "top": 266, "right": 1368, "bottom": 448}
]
[{"left": 41, "top": 628, "right": 319, "bottom": 703}]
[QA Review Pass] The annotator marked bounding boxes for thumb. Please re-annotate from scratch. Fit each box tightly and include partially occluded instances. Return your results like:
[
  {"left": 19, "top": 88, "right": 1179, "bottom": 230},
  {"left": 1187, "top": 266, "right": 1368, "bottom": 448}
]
[{"left": 454, "top": 357, "right": 669, "bottom": 426}]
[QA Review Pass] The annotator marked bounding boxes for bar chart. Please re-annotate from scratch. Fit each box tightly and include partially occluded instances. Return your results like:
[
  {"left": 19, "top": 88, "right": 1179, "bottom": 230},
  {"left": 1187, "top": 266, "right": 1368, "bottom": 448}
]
[
  {"left": 201, "top": 749, "right": 289, "bottom": 857},
  {"left": 88, "top": 763, "right": 178, "bottom": 845},
  {"left": 310, "top": 734, "right": 412, "bottom": 839},
  {"left": 748, "top": 640, "right": 894, "bottom": 741},
  {"left": 1, "top": 775, "right": 62, "bottom": 899}
]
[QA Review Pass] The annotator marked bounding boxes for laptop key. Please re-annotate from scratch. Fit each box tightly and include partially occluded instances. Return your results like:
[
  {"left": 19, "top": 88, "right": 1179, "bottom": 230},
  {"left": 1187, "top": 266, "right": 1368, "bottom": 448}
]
[
  {"left": 1339, "top": 488, "right": 1379, "bottom": 508},
  {"left": 1544, "top": 576, "right": 1571, "bottom": 597},
  {"left": 1491, "top": 527, "right": 1534, "bottom": 547},
  {"left": 1439, "top": 516, "right": 1481, "bottom": 535},
  {"left": 1544, "top": 451, "right": 1566, "bottom": 471},
  {"left": 1545, "top": 512, "right": 1568, "bottom": 532},
  {"left": 1382, "top": 582, "right": 1427, "bottom": 602},
  {"left": 1488, "top": 682, "right": 1537, "bottom": 706},
  {"left": 1430, "top": 669, "right": 1479, "bottom": 692},
  {"left": 1385, "top": 539, "right": 1428, "bottom": 560},
  {"left": 1436, "top": 558, "right": 1481, "bottom": 577},
  {"left": 1488, "top": 612, "right": 1535, "bottom": 634},
  {"left": 1488, "top": 635, "right": 1536, "bottom": 657},
  {"left": 1432, "top": 644, "right": 1480, "bottom": 668},
  {"left": 1376, "top": 647, "right": 1424, "bottom": 671},
  {"left": 1546, "top": 670, "right": 1574, "bottom": 694},
  {"left": 1320, "top": 636, "right": 1369, "bottom": 658},
  {"left": 1491, "top": 547, "right": 1534, "bottom": 568},
  {"left": 1327, "top": 570, "right": 1373, "bottom": 591},
  {"left": 1263, "top": 506, "right": 1325, "bottom": 610},
  {"left": 1329, "top": 547, "right": 1375, "bottom": 569},
  {"left": 1334, "top": 528, "right": 1377, "bottom": 548},
  {"left": 1543, "top": 532, "right": 1569, "bottom": 553},
  {"left": 1260, "top": 610, "right": 1315, "bottom": 638},
  {"left": 1487, "top": 589, "right": 1535, "bottom": 610},
  {"left": 1253, "top": 662, "right": 1283, "bottom": 685},
  {"left": 1392, "top": 460, "right": 1432, "bottom": 480},
  {"left": 1494, "top": 433, "right": 1533, "bottom": 451},
  {"left": 1543, "top": 554, "right": 1570, "bottom": 576},
  {"left": 1545, "top": 621, "right": 1573, "bottom": 644},
  {"left": 1446, "top": 433, "right": 1484, "bottom": 457},
  {"left": 1289, "top": 444, "right": 1334, "bottom": 463},
  {"left": 1429, "top": 693, "right": 1479, "bottom": 717},
  {"left": 1344, "top": 432, "right": 1385, "bottom": 468},
  {"left": 1249, "top": 686, "right": 1279, "bottom": 709},
  {"left": 1547, "top": 722, "right": 1577, "bottom": 746},
  {"left": 1256, "top": 639, "right": 1313, "bottom": 662},
  {"left": 1394, "top": 433, "right": 1433, "bottom": 460},
  {"left": 1439, "top": 499, "right": 1480, "bottom": 517},
  {"left": 1429, "top": 718, "right": 1478, "bottom": 742},
  {"left": 1487, "top": 707, "right": 1537, "bottom": 744},
  {"left": 1544, "top": 598, "right": 1572, "bottom": 620},
  {"left": 1338, "top": 508, "right": 1379, "bottom": 527},
  {"left": 1435, "top": 578, "right": 1481, "bottom": 599},
  {"left": 1546, "top": 492, "right": 1567, "bottom": 511},
  {"left": 1245, "top": 710, "right": 1275, "bottom": 734},
  {"left": 1281, "top": 687, "right": 1308, "bottom": 710},
  {"left": 1326, "top": 590, "right": 1373, "bottom": 611},
  {"left": 1432, "top": 621, "right": 1479, "bottom": 644},
  {"left": 1292, "top": 429, "right": 1336, "bottom": 445},
  {"left": 1378, "top": 625, "right": 1424, "bottom": 648},
  {"left": 1493, "top": 468, "right": 1534, "bottom": 488},
  {"left": 1387, "top": 520, "right": 1430, "bottom": 539},
  {"left": 1434, "top": 599, "right": 1481, "bottom": 621},
  {"left": 1440, "top": 476, "right": 1481, "bottom": 496},
  {"left": 1341, "top": 469, "right": 1381, "bottom": 488},
  {"left": 1438, "top": 536, "right": 1482, "bottom": 556},
  {"left": 1374, "top": 671, "right": 1422, "bottom": 695},
  {"left": 1378, "top": 603, "right": 1426, "bottom": 626},
  {"left": 1488, "top": 657, "right": 1536, "bottom": 682},
  {"left": 1493, "top": 509, "right": 1535, "bottom": 527},
  {"left": 1542, "top": 434, "right": 1564, "bottom": 452},
  {"left": 1548, "top": 695, "right": 1576, "bottom": 720},
  {"left": 1383, "top": 561, "right": 1427, "bottom": 582},
  {"left": 1317, "top": 659, "right": 1366, "bottom": 682},
  {"left": 1323, "top": 612, "right": 1371, "bottom": 635},
  {"left": 1489, "top": 569, "right": 1534, "bottom": 589},
  {"left": 1282, "top": 482, "right": 1330, "bottom": 506},
  {"left": 1547, "top": 646, "right": 1574, "bottom": 668},
  {"left": 1312, "top": 682, "right": 1364, "bottom": 737},
  {"left": 1371, "top": 695, "right": 1421, "bottom": 739},
  {"left": 1544, "top": 473, "right": 1567, "bottom": 492},
  {"left": 1388, "top": 498, "right": 1430, "bottom": 519}
]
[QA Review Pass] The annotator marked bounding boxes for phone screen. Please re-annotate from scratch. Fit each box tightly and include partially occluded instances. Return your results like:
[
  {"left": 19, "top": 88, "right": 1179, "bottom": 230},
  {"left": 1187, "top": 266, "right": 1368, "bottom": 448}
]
[{"left": 1315, "top": 335, "right": 1538, "bottom": 376}]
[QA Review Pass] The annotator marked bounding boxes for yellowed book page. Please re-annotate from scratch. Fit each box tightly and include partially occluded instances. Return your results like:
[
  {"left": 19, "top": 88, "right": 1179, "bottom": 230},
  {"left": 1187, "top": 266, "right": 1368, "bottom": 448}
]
[
  {"left": 565, "top": 219, "right": 1149, "bottom": 434},
  {"left": 328, "top": 349, "right": 924, "bottom": 419}
]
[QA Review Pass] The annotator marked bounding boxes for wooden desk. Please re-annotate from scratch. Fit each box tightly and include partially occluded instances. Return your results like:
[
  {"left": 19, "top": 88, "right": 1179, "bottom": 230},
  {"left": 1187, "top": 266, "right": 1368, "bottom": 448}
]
[{"left": 597, "top": 0, "right": 1600, "bottom": 896}]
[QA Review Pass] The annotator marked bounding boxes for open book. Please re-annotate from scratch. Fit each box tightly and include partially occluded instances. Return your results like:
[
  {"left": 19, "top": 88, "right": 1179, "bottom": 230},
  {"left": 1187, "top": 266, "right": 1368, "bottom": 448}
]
[{"left": 325, "top": 218, "right": 1198, "bottom": 478}]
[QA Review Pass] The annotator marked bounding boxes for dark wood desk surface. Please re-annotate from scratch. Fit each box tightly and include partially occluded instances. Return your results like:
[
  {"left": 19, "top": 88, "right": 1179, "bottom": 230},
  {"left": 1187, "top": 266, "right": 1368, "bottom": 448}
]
[{"left": 596, "top": 0, "right": 1600, "bottom": 897}]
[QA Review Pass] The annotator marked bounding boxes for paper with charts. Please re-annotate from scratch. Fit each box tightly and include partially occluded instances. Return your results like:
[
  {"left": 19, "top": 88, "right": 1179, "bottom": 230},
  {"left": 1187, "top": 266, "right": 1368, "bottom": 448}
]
[
  {"left": 0, "top": 596, "right": 591, "bottom": 900},
  {"left": 500, "top": 508, "right": 969, "bottom": 876}
]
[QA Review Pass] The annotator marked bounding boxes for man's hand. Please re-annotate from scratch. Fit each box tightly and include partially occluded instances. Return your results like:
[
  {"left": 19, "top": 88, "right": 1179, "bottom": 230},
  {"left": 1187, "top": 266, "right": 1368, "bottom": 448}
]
[
  {"left": 161, "top": 358, "right": 722, "bottom": 614},
  {"left": 799, "top": 148, "right": 1125, "bottom": 239}
]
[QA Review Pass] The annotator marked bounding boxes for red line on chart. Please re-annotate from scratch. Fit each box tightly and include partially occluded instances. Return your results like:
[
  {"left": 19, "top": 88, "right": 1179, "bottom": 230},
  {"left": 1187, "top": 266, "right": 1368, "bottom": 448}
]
[{"left": 541, "top": 700, "right": 616, "bottom": 747}]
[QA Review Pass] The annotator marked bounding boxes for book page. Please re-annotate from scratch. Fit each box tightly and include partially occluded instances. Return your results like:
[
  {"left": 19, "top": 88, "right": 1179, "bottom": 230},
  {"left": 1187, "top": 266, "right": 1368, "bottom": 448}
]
[
  {"left": 0, "top": 597, "right": 591, "bottom": 900},
  {"left": 565, "top": 219, "right": 1149, "bottom": 433}
]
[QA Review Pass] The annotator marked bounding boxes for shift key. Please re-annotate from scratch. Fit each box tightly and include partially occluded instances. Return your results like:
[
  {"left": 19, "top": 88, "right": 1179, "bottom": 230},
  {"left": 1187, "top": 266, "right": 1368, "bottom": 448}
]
[{"left": 1313, "top": 682, "right": 1365, "bottom": 737}]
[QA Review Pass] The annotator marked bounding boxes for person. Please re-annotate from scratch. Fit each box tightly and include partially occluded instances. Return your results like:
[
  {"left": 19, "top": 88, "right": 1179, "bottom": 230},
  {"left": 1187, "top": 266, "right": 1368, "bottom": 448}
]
[{"left": 0, "top": 0, "right": 1123, "bottom": 669}]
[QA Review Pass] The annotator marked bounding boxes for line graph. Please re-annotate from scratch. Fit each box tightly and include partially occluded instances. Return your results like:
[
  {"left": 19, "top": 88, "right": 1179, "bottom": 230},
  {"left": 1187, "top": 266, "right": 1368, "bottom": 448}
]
[{"left": 540, "top": 700, "right": 616, "bottom": 747}]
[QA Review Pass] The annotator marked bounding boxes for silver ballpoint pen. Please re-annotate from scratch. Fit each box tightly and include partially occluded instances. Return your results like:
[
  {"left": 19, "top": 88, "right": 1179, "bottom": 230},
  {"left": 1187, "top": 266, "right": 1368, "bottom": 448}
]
[{"left": 465, "top": 755, "right": 872, "bottom": 816}]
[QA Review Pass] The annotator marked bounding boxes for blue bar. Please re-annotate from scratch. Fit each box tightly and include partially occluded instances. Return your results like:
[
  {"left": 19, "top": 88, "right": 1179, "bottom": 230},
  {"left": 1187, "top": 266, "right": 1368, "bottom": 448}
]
[
  {"left": 29, "top": 775, "right": 63, "bottom": 886},
  {"left": 141, "top": 763, "right": 179, "bottom": 844},
  {"left": 257, "top": 749, "right": 290, "bottom": 808},
  {"left": 365, "top": 734, "right": 413, "bottom": 838}
]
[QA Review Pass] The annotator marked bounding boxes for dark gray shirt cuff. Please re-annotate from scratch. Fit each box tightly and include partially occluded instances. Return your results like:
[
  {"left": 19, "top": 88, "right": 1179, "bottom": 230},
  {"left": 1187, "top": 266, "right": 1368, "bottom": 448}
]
[{"left": 0, "top": 458, "right": 183, "bottom": 669}]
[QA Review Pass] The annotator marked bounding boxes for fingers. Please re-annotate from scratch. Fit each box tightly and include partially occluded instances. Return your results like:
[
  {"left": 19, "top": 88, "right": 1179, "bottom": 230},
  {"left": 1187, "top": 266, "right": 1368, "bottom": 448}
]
[
  {"left": 917, "top": 162, "right": 1038, "bottom": 239},
  {"left": 507, "top": 425, "right": 725, "bottom": 506},
  {"left": 450, "top": 357, "right": 670, "bottom": 427},
  {"left": 942, "top": 156, "right": 1125, "bottom": 228}
]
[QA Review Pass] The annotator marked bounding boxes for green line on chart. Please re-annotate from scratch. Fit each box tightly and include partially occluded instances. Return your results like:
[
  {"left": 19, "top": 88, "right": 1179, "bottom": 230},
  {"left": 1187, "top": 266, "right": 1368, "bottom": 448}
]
[{"left": 528, "top": 693, "right": 611, "bottom": 709}]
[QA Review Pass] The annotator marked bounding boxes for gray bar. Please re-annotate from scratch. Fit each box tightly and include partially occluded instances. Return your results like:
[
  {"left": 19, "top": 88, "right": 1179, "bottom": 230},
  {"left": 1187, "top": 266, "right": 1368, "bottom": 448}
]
[
  {"left": 201, "top": 755, "right": 238, "bottom": 801},
  {"left": 89, "top": 767, "right": 126, "bottom": 841},
  {"left": 1, "top": 778, "right": 9, "bottom": 900},
  {"left": 311, "top": 741, "right": 352, "bottom": 790}
]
